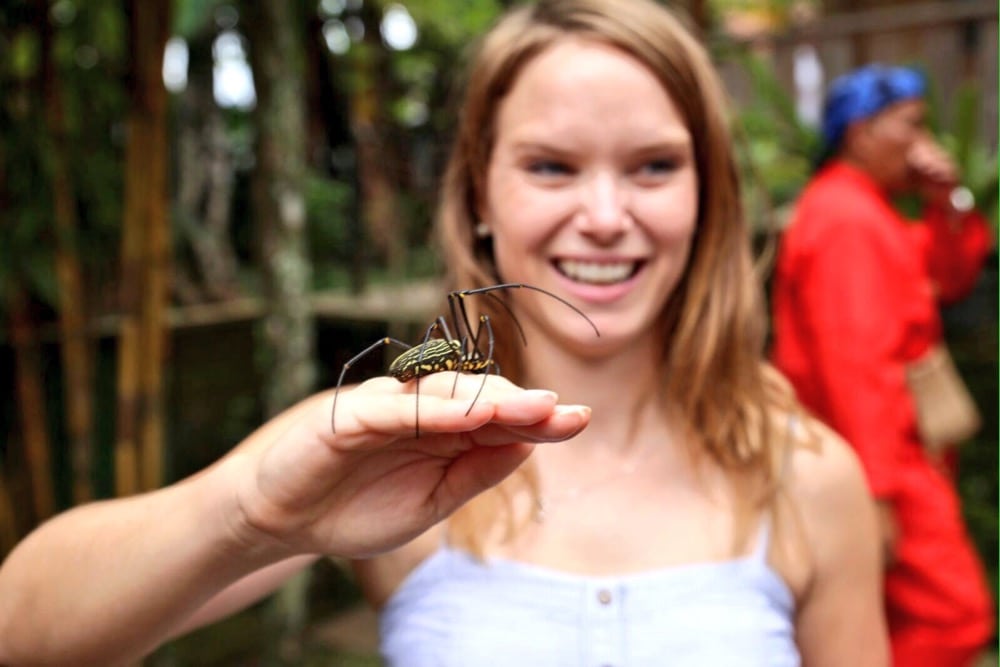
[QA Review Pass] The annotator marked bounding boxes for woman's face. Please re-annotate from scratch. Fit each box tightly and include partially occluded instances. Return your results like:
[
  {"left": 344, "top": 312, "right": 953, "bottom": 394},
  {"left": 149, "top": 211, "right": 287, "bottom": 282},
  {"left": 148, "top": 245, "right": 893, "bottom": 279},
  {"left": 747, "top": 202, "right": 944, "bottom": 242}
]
[
  {"left": 482, "top": 38, "right": 698, "bottom": 357},
  {"left": 850, "top": 98, "right": 929, "bottom": 192}
]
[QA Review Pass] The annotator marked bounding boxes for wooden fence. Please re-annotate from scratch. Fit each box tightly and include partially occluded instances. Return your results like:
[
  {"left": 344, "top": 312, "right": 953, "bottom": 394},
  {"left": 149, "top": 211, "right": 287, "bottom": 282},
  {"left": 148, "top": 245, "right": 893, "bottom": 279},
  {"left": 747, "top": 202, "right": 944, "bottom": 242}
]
[{"left": 720, "top": 0, "right": 998, "bottom": 148}]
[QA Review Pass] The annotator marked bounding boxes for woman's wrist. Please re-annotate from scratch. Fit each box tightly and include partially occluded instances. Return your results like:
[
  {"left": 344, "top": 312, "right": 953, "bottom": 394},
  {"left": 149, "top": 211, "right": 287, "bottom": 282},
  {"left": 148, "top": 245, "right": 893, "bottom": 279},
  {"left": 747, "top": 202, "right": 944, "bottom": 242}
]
[{"left": 199, "top": 451, "right": 302, "bottom": 568}]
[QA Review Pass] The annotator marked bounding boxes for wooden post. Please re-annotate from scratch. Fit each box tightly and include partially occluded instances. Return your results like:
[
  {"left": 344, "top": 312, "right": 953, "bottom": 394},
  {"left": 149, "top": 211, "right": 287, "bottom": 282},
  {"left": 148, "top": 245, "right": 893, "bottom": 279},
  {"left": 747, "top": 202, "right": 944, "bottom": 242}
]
[
  {"left": 116, "top": 0, "right": 171, "bottom": 495},
  {"left": 40, "top": 0, "right": 95, "bottom": 504}
]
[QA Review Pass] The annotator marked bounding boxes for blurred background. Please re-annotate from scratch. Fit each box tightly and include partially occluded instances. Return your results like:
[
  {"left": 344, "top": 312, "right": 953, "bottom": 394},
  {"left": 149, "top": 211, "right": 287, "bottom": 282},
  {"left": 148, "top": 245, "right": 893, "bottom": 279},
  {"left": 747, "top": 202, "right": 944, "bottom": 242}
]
[{"left": 0, "top": 0, "right": 995, "bottom": 664}]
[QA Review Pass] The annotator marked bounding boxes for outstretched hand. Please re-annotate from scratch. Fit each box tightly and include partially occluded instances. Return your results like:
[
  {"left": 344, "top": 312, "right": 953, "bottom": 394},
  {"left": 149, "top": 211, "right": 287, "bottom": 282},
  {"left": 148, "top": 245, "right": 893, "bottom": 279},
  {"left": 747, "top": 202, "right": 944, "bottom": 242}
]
[{"left": 224, "top": 373, "right": 589, "bottom": 560}]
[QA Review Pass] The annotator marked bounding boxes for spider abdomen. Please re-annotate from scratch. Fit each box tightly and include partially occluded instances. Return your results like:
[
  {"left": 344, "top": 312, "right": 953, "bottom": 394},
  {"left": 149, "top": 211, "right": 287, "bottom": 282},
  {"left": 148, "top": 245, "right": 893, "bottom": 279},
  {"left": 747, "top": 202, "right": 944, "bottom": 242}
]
[{"left": 389, "top": 339, "right": 464, "bottom": 382}]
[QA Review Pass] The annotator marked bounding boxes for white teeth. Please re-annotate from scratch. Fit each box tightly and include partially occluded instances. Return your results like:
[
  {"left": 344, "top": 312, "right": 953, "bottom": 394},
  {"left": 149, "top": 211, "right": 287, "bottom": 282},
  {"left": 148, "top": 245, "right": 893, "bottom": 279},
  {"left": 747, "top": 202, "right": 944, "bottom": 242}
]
[{"left": 557, "top": 259, "right": 636, "bottom": 285}]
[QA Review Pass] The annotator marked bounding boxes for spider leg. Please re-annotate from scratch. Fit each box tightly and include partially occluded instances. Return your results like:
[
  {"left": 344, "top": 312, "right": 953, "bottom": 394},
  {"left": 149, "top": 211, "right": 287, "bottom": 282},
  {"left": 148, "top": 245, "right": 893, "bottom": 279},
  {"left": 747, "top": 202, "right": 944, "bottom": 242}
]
[
  {"left": 446, "top": 291, "right": 483, "bottom": 392},
  {"left": 450, "top": 333, "right": 471, "bottom": 400},
  {"left": 449, "top": 286, "right": 527, "bottom": 349},
  {"left": 331, "top": 337, "right": 412, "bottom": 433},
  {"left": 447, "top": 291, "right": 475, "bottom": 350},
  {"left": 411, "top": 318, "right": 448, "bottom": 439},
  {"left": 465, "top": 314, "right": 495, "bottom": 416},
  {"left": 484, "top": 293, "right": 527, "bottom": 346},
  {"left": 459, "top": 283, "right": 600, "bottom": 337}
]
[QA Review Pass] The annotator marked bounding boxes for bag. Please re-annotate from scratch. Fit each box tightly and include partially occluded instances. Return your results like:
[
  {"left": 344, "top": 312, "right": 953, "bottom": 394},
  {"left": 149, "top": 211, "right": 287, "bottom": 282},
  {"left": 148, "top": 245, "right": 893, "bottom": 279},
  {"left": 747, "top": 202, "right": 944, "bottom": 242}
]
[{"left": 905, "top": 344, "right": 982, "bottom": 455}]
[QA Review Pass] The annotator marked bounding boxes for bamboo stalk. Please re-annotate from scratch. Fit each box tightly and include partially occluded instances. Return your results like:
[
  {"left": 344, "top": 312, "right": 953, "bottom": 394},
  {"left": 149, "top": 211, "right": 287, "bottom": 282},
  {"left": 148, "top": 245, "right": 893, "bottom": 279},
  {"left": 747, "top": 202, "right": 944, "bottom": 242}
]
[
  {"left": 114, "top": 111, "right": 147, "bottom": 498},
  {"left": 114, "top": 315, "right": 141, "bottom": 497},
  {"left": 0, "top": 462, "right": 18, "bottom": 554},
  {"left": 114, "top": 103, "right": 145, "bottom": 496},
  {"left": 116, "top": 0, "right": 172, "bottom": 495},
  {"left": 41, "top": 0, "right": 95, "bottom": 504},
  {"left": 351, "top": 1, "right": 406, "bottom": 282},
  {"left": 135, "top": 0, "right": 171, "bottom": 492},
  {"left": 9, "top": 288, "right": 56, "bottom": 521}
]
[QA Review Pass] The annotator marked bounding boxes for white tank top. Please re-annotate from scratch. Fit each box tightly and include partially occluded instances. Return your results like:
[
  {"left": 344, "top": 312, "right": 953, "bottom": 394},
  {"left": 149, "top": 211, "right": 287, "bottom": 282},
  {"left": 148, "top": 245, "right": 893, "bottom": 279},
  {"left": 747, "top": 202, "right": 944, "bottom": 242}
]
[{"left": 379, "top": 522, "right": 799, "bottom": 666}]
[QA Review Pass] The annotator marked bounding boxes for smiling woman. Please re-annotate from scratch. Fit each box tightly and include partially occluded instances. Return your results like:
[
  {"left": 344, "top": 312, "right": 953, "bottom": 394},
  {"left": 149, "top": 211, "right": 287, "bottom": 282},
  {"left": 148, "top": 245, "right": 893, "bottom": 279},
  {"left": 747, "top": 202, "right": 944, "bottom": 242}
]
[
  {"left": 483, "top": 38, "right": 698, "bottom": 353},
  {"left": 369, "top": 0, "right": 887, "bottom": 664},
  {"left": 0, "top": 2, "right": 889, "bottom": 666}
]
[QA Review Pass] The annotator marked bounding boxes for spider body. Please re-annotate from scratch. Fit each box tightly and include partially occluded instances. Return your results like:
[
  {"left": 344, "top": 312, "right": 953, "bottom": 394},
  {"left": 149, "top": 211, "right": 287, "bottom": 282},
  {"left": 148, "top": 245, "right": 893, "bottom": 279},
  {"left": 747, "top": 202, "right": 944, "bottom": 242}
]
[
  {"left": 387, "top": 338, "right": 475, "bottom": 382},
  {"left": 330, "top": 283, "right": 598, "bottom": 437}
]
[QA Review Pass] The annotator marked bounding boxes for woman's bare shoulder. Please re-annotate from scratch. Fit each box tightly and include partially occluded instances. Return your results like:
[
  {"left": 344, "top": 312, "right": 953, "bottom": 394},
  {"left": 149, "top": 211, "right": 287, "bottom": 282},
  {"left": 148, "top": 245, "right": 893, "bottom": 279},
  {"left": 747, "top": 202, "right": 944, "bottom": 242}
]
[
  {"left": 776, "top": 416, "right": 888, "bottom": 663},
  {"left": 785, "top": 416, "right": 871, "bottom": 509},
  {"left": 780, "top": 413, "right": 879, "bottom": 576}
]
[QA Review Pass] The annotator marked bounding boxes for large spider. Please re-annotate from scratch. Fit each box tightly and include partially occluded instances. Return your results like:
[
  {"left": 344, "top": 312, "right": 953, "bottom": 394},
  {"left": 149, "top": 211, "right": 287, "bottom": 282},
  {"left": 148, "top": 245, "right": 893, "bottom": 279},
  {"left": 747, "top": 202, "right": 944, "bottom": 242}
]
[{"left": 330, "top": 283, "right": 600, "bottom": 437}]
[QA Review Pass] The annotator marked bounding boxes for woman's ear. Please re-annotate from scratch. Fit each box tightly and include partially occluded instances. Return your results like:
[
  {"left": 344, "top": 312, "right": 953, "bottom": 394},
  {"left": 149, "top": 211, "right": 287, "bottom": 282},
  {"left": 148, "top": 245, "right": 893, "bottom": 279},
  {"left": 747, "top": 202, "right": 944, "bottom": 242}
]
[{"left": 473, "top": 190, "right": 488, "bottom": 229}]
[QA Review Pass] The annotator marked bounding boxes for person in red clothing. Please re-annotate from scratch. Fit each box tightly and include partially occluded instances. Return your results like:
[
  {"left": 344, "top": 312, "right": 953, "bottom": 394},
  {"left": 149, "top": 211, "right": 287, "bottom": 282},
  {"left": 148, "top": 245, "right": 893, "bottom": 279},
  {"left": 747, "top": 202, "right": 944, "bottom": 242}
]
[{"left": 771, "top": 64, "right": 994, "bottom": 666}]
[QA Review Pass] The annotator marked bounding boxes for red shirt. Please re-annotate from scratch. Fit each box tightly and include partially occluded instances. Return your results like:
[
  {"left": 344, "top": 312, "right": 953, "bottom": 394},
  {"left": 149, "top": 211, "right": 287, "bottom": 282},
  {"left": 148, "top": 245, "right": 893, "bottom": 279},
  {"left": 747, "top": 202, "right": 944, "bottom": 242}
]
[
  {"left": 771, "top": 161, "right": 990, "bottom": 499},
  {"left": 771, "top": 160, "right": 993, "bottom": 648}
]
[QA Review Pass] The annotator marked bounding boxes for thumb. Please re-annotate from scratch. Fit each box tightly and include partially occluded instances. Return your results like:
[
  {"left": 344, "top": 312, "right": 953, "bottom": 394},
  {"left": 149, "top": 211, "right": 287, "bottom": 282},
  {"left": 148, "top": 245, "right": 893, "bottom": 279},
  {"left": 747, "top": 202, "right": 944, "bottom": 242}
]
[{"left": 433, "top": 442, "right": 535, "bottom": 514}]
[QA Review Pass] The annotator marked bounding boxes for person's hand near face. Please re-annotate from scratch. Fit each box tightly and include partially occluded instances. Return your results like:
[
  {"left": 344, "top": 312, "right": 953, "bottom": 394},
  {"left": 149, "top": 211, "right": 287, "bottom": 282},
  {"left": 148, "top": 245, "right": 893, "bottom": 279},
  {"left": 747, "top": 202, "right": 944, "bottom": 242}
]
[
  {"left": 850, "top": 97, "right": 961, "bottom": 207},
  {"left": 906, "top": 135, "right": 962, "bottom": 208}
]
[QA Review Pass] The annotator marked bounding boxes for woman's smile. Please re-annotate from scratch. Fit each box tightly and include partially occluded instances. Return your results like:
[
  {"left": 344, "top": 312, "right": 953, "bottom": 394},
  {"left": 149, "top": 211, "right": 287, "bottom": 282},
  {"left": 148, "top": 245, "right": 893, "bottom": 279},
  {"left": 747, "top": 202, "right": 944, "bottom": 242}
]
[{"left": 554, "top": 258, "right": 643, "bottom": 286}]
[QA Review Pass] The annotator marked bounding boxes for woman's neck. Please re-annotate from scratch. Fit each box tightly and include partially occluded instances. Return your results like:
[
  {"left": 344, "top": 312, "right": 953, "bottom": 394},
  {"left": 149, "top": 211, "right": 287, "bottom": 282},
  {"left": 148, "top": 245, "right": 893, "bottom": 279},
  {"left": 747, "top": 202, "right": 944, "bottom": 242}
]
[{"left": 519, "top": 330, "right": 676, "bottom": 457}]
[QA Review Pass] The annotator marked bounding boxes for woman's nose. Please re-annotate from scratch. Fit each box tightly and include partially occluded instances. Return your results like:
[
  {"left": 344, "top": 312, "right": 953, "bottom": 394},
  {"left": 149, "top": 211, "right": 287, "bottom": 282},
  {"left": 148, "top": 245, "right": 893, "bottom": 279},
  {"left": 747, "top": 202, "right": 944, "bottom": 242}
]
[{"left": 575, "top": 173, "right": 632, "bottom": 238}]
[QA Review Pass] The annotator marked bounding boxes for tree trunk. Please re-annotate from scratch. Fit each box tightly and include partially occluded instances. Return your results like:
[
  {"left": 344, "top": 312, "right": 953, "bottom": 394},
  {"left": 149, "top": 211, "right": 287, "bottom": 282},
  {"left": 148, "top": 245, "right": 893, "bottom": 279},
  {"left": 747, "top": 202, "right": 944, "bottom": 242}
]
[
  {"left": 0, "top": 70, "right": 38, "bottom": 543},
  {"left": 688, "top": 0, "right": 709, "bottom": 35},
  {"left": 9, "top": 289, "right": 55, "bottom": 522},
  {"left": 175, "top": 28, "right": 241, "bottom": 304},
  {"left": 245, "top": 0, "right": 316, "bottom": 418},
  {"left": 352, "top": 0, "right": 406, "bottom": 283},
  {"left": 245, "top": 0, "right": 316, "bottom": 652},
  {"left": 115, "top": 0, "right": 171, "bottom": 495},
  {"left": 304, "top": 10, "right": 364, "bottom": 292},
  {"left": 0, "top": 459, "right": 18, "bottom": 554},
  {"left": 40, "top": 0, "right": 95, "bottom": 505}
]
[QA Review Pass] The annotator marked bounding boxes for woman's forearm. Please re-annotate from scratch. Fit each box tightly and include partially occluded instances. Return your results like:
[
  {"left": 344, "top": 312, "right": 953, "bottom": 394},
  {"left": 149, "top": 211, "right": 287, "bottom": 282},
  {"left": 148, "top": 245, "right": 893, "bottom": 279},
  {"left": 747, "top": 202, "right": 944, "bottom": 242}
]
[
  {"left": 0, "top": 394, "right": 330, "bottom": 666},
  {"left": 0, "top": 376, "right": 587, "bottom": 665},
  {"left": 0, "top": 457, "right": 279, "bottom": 666},
  {"left": 167, "top": 553, "right": 320, "bottom": 641}
]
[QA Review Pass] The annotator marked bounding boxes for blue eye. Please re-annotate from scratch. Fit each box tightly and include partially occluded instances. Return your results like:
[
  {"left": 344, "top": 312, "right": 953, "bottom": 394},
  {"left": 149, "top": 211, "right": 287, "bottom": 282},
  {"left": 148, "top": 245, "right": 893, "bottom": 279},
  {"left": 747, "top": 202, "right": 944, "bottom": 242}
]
[
  {"left": 528, "top": 160, "right": 572, "bottom": 176},
  {"left": 641, "top": 158, "right": 678, "bottom": 173}
]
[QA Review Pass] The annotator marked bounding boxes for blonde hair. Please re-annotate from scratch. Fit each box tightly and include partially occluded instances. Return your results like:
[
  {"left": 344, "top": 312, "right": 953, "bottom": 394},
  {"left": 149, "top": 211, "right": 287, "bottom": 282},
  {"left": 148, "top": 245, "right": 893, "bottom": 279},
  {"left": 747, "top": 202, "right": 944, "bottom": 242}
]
[{"left": 436, "top": 0, "right": 800, "bottom": 555}]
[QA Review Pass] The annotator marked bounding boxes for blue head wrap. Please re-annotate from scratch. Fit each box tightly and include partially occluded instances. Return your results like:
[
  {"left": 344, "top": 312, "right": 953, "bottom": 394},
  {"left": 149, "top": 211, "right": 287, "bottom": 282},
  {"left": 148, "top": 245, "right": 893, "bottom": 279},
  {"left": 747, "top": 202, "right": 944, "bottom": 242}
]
[{"left": 820, "top": 64, "right": 927, "bottom": 157}]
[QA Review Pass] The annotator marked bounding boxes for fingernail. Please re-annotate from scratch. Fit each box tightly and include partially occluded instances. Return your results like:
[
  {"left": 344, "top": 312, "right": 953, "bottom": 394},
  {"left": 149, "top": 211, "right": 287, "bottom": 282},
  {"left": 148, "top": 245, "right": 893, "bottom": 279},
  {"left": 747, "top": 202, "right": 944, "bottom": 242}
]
[
  {"left": 554, "top": 404, "right": 590, "bottom": 417},
  {"left": 524, "top": 389, "right": 558, "bottom": 402}
]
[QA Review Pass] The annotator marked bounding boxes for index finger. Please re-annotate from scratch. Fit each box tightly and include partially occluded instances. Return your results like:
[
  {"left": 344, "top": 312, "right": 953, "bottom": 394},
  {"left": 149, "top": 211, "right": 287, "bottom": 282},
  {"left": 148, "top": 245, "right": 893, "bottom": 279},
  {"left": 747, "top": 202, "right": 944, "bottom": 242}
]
[{"left": 326, "top": 385, "right": 561, "bottom": 449}]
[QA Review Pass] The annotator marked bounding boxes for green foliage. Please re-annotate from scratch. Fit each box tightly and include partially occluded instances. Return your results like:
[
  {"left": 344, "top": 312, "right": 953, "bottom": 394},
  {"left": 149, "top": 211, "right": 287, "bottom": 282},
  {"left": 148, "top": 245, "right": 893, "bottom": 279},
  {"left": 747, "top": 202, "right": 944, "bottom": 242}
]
[
  {"left": 0, "top": 0, "right": 129, "bottom": 321},
  {"left": 7, "top": 28, "right": 40, "bottom": 79},
  {"left": 0, "top": 95, "right": 58, "bottom": 311},
  {"left": 306, "top": 171, "right": 355, "bottom": 290},
  {"left": 402, "top": 0, "right": 501, "bottom": 47},
  {"left": 891, "top": 80, "right": 998, "bottom": 226},
  {"left": 935, "top": 84, "right": 999, "bottom": 235},
  {"left": 174, "top": 0, "right": 227, "bottom": 38},
  {"left": 722, "top": 49, "right": 820, "bottom": 233}
]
